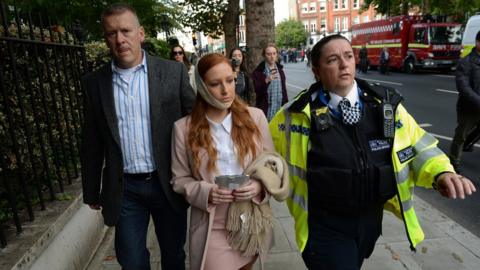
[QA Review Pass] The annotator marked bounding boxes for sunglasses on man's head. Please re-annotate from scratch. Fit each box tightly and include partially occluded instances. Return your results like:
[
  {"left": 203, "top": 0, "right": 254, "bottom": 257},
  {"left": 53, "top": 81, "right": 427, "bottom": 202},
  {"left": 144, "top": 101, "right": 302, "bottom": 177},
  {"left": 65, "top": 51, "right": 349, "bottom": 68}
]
[{"left": 173, "top": 51, "right": 184, "bottom": 55}]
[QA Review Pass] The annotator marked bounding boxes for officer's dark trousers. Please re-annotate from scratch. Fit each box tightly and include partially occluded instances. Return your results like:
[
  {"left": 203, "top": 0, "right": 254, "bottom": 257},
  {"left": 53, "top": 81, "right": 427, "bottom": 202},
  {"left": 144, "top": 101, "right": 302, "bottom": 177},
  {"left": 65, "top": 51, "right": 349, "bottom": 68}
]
[
  {"left": 115, "top": 173, "right": 187, "bottom": 270},
  {"left": 302, "top": 207, "right": 383, "bottom": 270}
]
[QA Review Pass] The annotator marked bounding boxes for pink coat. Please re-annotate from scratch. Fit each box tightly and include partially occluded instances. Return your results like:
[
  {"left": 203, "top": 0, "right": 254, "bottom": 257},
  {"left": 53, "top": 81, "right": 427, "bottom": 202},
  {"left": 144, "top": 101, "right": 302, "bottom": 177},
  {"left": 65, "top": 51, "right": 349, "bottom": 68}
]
[{"left": 171, "top": 107, "right": 275, "bottom": 270}]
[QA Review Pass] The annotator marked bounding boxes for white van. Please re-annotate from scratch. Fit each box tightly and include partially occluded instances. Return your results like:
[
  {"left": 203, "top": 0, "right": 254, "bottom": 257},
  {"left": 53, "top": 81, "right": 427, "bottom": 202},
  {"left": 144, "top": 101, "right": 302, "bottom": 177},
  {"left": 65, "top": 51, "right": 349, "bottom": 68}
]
[{"left": 461, "top": 14, "right": 480, "bottom": 57}]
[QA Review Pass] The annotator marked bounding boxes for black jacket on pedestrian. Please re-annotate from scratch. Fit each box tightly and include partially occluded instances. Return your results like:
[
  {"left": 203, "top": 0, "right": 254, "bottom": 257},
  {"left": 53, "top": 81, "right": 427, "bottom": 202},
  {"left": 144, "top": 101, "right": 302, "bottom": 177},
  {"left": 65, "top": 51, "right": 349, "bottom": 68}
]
[
  {"left": 455, "top": 49, "right": 480, "bottom": 114},
  {"left": 359, "top": 47, "right": 368, "bottom": 60}
]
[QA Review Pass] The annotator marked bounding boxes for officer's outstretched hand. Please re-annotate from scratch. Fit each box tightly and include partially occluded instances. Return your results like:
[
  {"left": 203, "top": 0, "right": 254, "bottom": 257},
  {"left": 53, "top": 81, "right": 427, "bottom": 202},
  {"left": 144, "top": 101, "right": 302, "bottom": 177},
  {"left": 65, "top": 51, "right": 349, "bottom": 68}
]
[{"left": 436, "top": 173, "right": 476, "bottom": 199}]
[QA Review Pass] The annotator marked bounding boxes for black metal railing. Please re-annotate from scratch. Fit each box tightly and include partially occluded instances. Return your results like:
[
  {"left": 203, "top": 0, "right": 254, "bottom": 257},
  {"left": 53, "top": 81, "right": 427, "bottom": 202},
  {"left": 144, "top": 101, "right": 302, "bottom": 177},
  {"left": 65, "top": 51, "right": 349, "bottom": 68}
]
[{"left": 0, "top": 2, "right": 88, "bottom": 248}]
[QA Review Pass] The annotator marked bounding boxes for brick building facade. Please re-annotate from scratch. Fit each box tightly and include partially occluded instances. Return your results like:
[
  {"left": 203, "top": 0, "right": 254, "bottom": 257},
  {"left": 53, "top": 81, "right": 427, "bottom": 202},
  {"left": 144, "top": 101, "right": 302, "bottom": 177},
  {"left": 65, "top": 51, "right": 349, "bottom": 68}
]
[{"left": 295, "top": 0, "right": 379, "bottom": 45}]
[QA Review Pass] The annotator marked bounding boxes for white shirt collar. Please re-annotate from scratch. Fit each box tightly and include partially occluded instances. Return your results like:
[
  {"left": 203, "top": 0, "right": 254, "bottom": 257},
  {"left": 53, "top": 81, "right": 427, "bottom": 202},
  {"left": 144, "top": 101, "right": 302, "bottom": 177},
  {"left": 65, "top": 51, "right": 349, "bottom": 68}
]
[
  {"left": 328, "top": 80, "right": 359, "bottom": 110},
  {"left": 206, "top": 112, "right": 232, "bottom": 134}
]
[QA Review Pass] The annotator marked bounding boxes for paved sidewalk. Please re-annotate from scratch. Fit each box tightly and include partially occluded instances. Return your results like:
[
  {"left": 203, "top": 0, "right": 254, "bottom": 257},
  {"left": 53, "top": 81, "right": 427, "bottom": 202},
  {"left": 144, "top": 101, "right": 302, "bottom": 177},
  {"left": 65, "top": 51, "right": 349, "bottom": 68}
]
[{"left": 87, "top": 197, "right": 480, "bottom": 270}]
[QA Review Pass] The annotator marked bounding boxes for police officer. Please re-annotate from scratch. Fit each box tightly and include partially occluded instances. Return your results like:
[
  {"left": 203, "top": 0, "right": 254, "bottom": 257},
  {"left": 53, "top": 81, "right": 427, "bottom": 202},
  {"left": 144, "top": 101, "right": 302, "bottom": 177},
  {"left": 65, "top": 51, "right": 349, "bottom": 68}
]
[{"left": 269, "top": 34, "right": 476, "bottom": 270}]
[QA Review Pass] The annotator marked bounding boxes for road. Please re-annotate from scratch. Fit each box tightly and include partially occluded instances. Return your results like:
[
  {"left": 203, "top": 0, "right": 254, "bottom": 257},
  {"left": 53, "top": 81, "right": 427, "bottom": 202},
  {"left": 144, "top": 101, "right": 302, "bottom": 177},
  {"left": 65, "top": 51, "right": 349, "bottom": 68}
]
[{"left": 281, "top": 61, "right": 480, "bottom": 237}]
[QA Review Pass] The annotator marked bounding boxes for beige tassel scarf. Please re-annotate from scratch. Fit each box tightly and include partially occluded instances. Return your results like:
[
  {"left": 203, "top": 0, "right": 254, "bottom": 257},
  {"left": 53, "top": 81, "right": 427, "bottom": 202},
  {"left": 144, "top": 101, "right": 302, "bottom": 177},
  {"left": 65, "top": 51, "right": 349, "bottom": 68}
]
[{"left": 225, "top": 152, "right": 290, "bottom": 257}]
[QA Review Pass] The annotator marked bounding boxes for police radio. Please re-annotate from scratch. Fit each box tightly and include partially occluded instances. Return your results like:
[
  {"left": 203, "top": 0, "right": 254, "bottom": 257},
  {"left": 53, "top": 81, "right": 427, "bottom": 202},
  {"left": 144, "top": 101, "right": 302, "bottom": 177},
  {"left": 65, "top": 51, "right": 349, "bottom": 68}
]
[
  {"left": 383, "top": 103, "right": 395, "bottom": 138},
  {"left": 382, "top": 90, "right": 395, "bottom": 139}
]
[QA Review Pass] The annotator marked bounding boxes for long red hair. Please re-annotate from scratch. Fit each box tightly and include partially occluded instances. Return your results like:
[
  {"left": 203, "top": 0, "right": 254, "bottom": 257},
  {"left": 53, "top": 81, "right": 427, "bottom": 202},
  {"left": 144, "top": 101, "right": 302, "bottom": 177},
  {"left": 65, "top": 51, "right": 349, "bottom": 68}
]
[{"left": 188, "top": 53, "right": 261, "bottom": 174}]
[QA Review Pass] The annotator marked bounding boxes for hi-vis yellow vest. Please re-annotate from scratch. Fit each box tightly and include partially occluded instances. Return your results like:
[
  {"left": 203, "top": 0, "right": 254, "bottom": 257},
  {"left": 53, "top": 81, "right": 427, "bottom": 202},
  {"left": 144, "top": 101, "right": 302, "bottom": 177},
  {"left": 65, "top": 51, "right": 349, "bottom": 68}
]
[{"left": 269, "top": 89, "right": 454, "bottom": 252}]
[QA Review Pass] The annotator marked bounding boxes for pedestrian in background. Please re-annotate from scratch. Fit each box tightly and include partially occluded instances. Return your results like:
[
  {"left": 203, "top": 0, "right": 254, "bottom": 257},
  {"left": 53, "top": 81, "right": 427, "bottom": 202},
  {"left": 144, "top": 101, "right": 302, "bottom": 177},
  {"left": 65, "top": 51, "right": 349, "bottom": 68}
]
[
  {"left": 229, "top": 47, "right": 256, "bottom": 106},
  {"left": 449, "top": 30, "right": 480, "bottom": 173},
  {"left": 306, "top": 47, "right": 312, "bottom": 68},
  {"left": 358, "top": 44, "right": 368, "bottom": 74},
  {"left": 379, "top": 46, "right": 390, "bottom": 74},
  {"left": 81, "top": 3, "right": 195, "bottom": 270},
  {"left": 281, "top": 49, "right": 288, "bottom": 63},
  {"left": 190, "top": 52, "right": 199, "bottom": 65},
  {"left": 252, "top": 43, "right": 288, "bottom": 121},
  {"left": 269, "top": 34, "right": 476, "bottom": 270},
  {"left": 171, "top": 45, "right": 196, "bottom": 91},
  {"left": 292, "top": 48, "right": 298, "bottom": 63},
  {"left": 171, "top": 53, "right": 282, "bottom": 270}
]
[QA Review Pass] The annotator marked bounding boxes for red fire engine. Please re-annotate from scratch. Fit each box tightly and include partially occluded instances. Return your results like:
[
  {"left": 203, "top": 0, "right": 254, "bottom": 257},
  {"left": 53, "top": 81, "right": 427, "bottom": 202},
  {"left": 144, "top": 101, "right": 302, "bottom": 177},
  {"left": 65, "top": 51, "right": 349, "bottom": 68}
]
[{"left": 351, "top": 15, "right": 463, "bottom": 73}]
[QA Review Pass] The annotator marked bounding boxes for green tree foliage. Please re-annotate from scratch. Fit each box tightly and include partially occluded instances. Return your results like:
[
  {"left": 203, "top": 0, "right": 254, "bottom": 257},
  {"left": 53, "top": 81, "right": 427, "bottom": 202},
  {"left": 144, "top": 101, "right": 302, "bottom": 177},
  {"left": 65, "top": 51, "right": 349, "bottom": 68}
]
[
  {"left": 362, "top": 0, "right": 479, "bottom": 20},
  {"left": 143, "top": 37, "right": 171, "bottom": 59},
  {"left": 84, "top": 41, "right": 111, "bottom": 70},
  {"left": 179, "top": 0, "right": 239, "bottom": 54},
  {"left": 7, "top": 0, "right": 179, "bottom": 40},
  {"left": 275, "top": 19, "right": 307, "bottom": 48},
  {"left": 430, "top": 0, "right": 480, "bottom": 22},
  {"left": 84, "top": 38, "right": 171, "bottom": 70},
  {"left": 362, "top": 0, "right": 421, "bottom": 15},
  {"left": 180, "top": 0, "right": 277, "bottom": 71},
  {"left": 180, "top": 0, "right": 228, "bottom": 38}
]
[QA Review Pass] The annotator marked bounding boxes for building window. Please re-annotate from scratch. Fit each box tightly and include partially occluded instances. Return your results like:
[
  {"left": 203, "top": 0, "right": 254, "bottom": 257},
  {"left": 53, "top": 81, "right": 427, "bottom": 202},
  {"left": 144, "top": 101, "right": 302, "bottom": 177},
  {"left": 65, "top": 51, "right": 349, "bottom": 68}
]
[
  {"left": 309, "top": 2, "right": 316, "bottom": 12},
  {"left": 321, "top": 18, "right": 326, "bottom": 30},
  {"left": 310, "top": 23, "right": 317, "bottom": 32},
  {"left": 376, "top": 14, "right": 382, "bottom": 20},
  {"left": 302, "top": 3, "right": 308, "bottom": 13},
  {"left": 393, "top": 22, "right": 401, "bottom": 35},
  {"left": 341, "top": 0, "right": 348, "bottom": 9},
  {"left": 414, "top": 28, "right": 426, "bottom": 43},
  {"left": 303, "top": 21, "right": 309, "bottom": 31},
  {"left": 334, "top": 17, "right": 341, "bottom": 32},
  {"left": 353, "top": 16, "right": 360, "bottom": 25},
  {"left": 334, "top": 0, "right": 339, "bottom": 10},
  {"left": 240, "top": 31, "right": 245, "bottom": 43},
  {"left": 363, "top": 15, "right": 369, "bottom": 23},
  {"left": 353, "top": 0, "right": 359, "bottom": 9},
  {"left": 239, "top": 15, "right": 244, "bottom": 26},
  {"left": 319, "top": 0, "right": 326, "bottom": 11},
  {"left": 342, "top": 17, "right": 349, "bottom": 31}
]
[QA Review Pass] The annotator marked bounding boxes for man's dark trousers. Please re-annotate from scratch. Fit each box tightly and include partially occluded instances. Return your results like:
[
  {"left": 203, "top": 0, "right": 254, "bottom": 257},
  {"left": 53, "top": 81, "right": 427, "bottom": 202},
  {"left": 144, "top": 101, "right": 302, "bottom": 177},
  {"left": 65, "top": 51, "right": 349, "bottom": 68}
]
[
  {"left": 450, "top": 113, "right": 480, "bottom": 169},
  {"left": 115, "top": 173, "right": 187, "bottom": 270}
]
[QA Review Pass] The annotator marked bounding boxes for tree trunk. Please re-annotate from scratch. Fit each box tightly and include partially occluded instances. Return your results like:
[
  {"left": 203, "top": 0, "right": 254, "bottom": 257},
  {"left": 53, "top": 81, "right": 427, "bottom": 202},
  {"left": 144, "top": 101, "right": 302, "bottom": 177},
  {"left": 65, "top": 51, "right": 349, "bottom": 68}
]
[
  {"left": 223, "top": 0, "right": 240, "bottom": 56},
  {"left": 245, "top": 0, "right": 275, "bottom": 73}
]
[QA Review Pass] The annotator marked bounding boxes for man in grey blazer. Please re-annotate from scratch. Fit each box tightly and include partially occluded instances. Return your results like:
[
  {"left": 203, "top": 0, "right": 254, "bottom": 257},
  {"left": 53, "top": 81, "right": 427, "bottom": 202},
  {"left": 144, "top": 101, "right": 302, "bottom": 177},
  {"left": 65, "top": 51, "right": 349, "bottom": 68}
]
[{"left": 81, "top": 3, "right": 195, "bottom": 270}]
